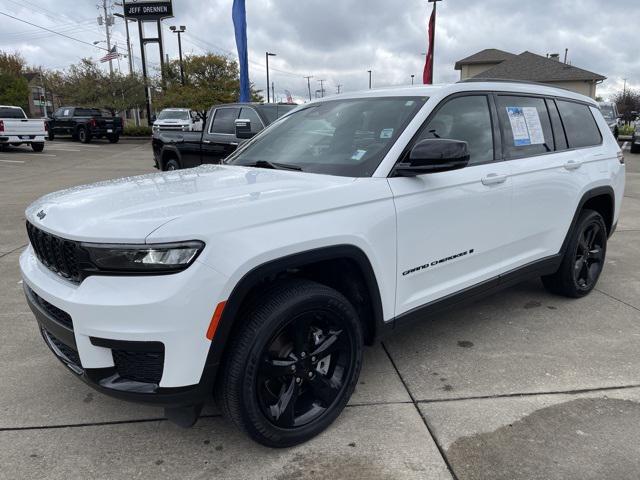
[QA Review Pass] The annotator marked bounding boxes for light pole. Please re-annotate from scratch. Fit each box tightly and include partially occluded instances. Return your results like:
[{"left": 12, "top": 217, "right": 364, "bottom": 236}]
[
  {"left": 170, "top": 25, "right": 186, "bottom": 85},
  {"left": 113, "top": 9, "right": 139, "bottom": 127},
  {"left": 266, "top": 52, "right": 276, "bottom": 103},
  {"left": 367, "top": 70, "right": 372, "bottom": 89},
  {"left": 411, "top": 74, "right": 415, "bottom": 85},
  {"left": 304, "top": 75, "right": 313, "bottom": 102}
]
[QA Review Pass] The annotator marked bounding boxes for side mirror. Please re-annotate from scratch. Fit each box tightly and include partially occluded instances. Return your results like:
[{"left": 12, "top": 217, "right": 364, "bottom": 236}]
[
  {"left": 235, "top": 118, "right": 255, "bottom": 139},
  {"left": 394, "top": 139, "right": 470, "bottom": 177}
]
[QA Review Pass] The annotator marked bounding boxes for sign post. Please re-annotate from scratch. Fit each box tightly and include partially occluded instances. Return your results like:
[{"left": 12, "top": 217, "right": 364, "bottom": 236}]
[{"left": 122, "top": 0, "right": 173, "bottom": 126}]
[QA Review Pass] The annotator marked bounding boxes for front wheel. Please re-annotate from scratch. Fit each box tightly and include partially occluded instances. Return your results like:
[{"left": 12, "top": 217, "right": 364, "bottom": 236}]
[
  {"left": 216, "top": 280, "right": 363, "bottom": 447},
  {"left": 163, "top": 158, "right": 180, "bottom": 171},
  {"left": 542, "top": 209, "right": 607, "bottom": 297}
]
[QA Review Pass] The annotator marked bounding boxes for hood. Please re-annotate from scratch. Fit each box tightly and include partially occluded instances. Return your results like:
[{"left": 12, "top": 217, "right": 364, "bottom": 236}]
[{"left": 25, "top": 165, "right": 356, "bottom": 243}]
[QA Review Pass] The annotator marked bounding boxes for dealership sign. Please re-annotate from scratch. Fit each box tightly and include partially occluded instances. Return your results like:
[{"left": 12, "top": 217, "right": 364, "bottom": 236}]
[{"left": 123, "top": 0, "right": 173, "bottom": 20}]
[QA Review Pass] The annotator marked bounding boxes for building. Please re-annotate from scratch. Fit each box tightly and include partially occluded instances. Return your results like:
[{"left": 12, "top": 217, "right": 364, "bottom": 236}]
[
  {"left": 454, "top": 49, "right": 606, "bottom": 99},
  {"left": 23, "top": 72, "right": 58, "bottom": 118}
]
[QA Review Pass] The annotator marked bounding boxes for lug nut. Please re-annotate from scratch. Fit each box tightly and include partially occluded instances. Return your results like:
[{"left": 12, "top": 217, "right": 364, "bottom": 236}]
[
  {"left": 290, "top": 365, "right": 296, "bottom": 372},
  {"left": 311, "top": 356, "right": 316, "bottom": 362},
  {"left": 301, "top": 352, "right": 306, "bottom": 358},
  {"left": 295, "top": 377, "right": 301, "bottom": 384},
  {"left": 308, "top": 372, "right": 313, "bottom": 378}
]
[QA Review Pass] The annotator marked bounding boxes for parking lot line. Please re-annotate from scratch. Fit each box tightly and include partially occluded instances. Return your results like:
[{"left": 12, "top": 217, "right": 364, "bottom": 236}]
[
  {"left": 0, "top": 159, "right": 25, "bottom": 164},
  {"left": 0, "top": 153, "right": 57, "bottom": 157}
]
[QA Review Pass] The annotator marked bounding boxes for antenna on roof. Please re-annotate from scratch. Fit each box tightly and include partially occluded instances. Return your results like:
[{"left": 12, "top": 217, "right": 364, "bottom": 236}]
[{"left": 564, "top": 48, "right": 569, "bottom": 64}]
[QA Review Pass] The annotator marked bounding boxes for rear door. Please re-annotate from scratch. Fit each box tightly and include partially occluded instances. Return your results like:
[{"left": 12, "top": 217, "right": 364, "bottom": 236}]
[
  {"left": 201, "top": 107, "right": 241, "bottom": 164},
  {"left": 389, "top": 93, "right": 514, "bottom": 314}
]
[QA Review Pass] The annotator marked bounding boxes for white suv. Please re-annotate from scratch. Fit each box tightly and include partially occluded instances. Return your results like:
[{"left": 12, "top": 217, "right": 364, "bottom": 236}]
[{"left": 21, "top": 81, "right": 625, "bottom": 447}]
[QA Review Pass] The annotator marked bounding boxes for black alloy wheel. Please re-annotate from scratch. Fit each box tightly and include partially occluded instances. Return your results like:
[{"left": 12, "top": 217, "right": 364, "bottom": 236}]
[
  {"left": 78, "top": 127, "right": 91, "bottom": 143},
  {"left": 164, "top": 158, "right": 180, "bottom": 171},
  {"left": 542, "top": 209, "right": 607, "bottom": 297},
  {"left": 257, "top": 309, "right": 353, "bottom": 429},
  {"left": 217, "top": 279, "right": 363, "bottom": 447}
]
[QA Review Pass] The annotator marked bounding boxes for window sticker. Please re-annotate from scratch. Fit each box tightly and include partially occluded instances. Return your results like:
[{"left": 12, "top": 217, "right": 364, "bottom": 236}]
[
  {"left": 63, "top": 109, "right": 70, "bottom": 116},
  {"left": 351, "top": 149, "right": 367, "bottom": 161},
  {"left": 380, "top": 128, "right": 394, "bottom": 139},
  {"left": 506, "top": 107, "right": 545, "bottom": 146}
]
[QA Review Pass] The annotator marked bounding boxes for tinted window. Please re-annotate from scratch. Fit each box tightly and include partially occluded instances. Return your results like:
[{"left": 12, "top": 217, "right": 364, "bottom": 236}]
[
  {"left": 227, "top": 97, "right": 427, "bottom": 177},
  {"left": 556, "top": 100, "right": 602, "bottom": 148},
  {"left": 239, "top": 107, "right": 264, "bottom": 133},
  {"left": 0, "top": 107, "right": 26, "bottom": 119},
  {"left": 54, "top": 108, "right": 65, "bottom": 118},
  {"left": 497, "top": 96, "right": 554, "bottom": 159},
  {"left": 546, "top": 99, "right": 568, "bottom": 151},
  {"left": 210, "top": 108, "right": 240, "bottom": 134},
  {"left": 259, "top": 105, "right": 297, "bottom": 123},
  {"left": 419, "top": 95, "right": 494, "bottom": 165},
  {"left": 75, "top": 108, "right": 102, "bottom": 117}
]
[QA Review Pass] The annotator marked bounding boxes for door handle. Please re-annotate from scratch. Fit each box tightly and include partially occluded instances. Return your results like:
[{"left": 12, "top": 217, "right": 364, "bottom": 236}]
[
  {"left": 229, "top": 142, "right": 239, "bottom": 146},
  {"left": 564, "top": 160, "right": 582, "bottom": 170},
  {"left": 203, "top": 140, "right": 212, "bottom": 144},
  {"left": 481, "top": 173, "right": 508, "bottom": 186}
]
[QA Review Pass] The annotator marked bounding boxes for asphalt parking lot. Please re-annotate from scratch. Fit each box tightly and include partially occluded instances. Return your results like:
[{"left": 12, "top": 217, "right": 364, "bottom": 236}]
[{"left": 1, "top": 139, "right": 639, "bottom": 479}]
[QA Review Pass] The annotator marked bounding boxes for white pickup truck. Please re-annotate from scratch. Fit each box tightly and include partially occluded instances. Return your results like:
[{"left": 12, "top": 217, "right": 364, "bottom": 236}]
[{"left": 0, "top": 106, "right": 46, "bottom": 152}]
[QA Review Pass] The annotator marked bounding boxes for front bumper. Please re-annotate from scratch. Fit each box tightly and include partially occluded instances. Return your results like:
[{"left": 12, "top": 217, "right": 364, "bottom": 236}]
[{"left": 20, "top": 246, "right": 228, "bottom": 407}]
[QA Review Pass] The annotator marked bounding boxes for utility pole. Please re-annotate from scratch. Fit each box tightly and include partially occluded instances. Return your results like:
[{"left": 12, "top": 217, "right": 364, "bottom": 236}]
[
  {"left": 271, "top": 82, "right": 275, "bottom": 103},
  {"left": 304, "top": 75, "right": 313, "bottom": 101},
  {"left": 318, "top": 79, "right": 325, "bottom": 98},
  {"left": 367, "top": 70, "right": 372, "bottom": 89},
  {"left": 114, "top": 9, "right": 139, "bottom": 126},
  {"left": 336, "top": 84, "right": 342, "bottom": 94},
  {"left": 170, "top": 25, "right": 186, "bottom": 85},
  {"left": 265, "top": 52, "right": 276, "bottom": 103},
  {"left": 101, "top": 0, "right": 114, "bottom": 75}
]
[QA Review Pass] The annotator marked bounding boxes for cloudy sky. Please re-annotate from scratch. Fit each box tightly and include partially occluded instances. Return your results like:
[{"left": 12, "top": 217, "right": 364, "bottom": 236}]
[{"left": 1, "top": 0, "right": 639, "bottom": 101}]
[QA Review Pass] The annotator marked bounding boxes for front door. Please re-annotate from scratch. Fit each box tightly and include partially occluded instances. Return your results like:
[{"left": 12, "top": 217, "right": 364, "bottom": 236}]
[{"left": 389, "top": 94, "right": 514, "bottom": 315}]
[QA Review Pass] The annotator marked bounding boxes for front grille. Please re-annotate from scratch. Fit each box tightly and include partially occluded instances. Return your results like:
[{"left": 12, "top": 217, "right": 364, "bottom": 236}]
[
  {"left": 30, "top": 288, "right": 73, "bottom": 330},
  {"left": 42, "top": 329, "right": 82, "bottom": 369},
  {"left": 113, "top": 349, "right": 164, "bottom": 384},
  {"left": 26, "top": 222, "right": 83, "bottom": 283}
]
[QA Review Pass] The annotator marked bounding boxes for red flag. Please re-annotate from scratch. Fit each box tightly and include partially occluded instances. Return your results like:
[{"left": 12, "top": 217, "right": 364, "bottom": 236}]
[{"left": 423, "top": 6, "right": 436, "bottom": 84}]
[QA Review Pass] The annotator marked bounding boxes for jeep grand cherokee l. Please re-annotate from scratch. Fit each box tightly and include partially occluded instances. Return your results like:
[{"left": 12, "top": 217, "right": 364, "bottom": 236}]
[{"left": 21, "top": 81, "right": 625, "bottom": 447}]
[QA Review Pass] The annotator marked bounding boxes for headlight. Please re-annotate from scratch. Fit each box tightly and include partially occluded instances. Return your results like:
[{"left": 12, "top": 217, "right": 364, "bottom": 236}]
[{"left": 81, "top": 241, "right": 204, "bottom": 274}]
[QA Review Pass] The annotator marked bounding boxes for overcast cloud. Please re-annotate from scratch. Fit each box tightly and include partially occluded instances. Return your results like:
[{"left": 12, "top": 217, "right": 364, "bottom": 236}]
[{"left": 1, "top": 0, "right": 639, "bottom": 101}]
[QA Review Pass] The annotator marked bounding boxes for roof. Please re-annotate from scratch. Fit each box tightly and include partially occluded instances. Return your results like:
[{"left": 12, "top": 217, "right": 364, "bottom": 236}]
[
  {"left": 454, "top": 49, "right": 517, "bottom": 70},
  {"left": 473, "top": 51, "right": 606, "bottom": 82}
]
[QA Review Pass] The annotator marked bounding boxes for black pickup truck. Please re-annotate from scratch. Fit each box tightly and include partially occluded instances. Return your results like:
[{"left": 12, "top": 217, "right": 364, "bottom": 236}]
[
  {"left": 152, "top": 103, "right": 296, "bottom": 170},
  {"left": 47, "top": 107, "right": 123, "bottom": 143}
]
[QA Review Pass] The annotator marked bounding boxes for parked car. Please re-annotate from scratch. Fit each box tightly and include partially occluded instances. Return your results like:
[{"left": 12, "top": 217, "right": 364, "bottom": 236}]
[
  {"left": 598, "top": 101, "right": 621, "bottom": 138},
  {"left": 21, "top": 81, "right": 624, "bottom": 447},
  {"left": 152, "top": 103, "right": 296, "bottom": 170},
  {"left": 0, "top": 105, "right": 46, "bottom": 152},
  {"left": 152, "top": 108, "right": 203, "bottom": 133},
  {"left": 46, "top": 107, "right": 123, "bottom": 143},
  {"left": 631, "top": 119, "right": 640, "bottom": 153}
]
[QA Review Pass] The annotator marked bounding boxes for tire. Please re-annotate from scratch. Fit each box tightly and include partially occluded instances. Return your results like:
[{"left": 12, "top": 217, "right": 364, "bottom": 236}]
[
  {"left": 542, "top": 209, "right": 607, "bottom": 298},
  {"left": 216, "top": 279, "right": 363, "bottom": 447},
  {"left": 31, "top": 143, "right": 45, "bottom": 152},
  {"left": 163, "top": 157, "right": 180, "bottom": 171},
  {"left": 77, "top": 127, "right": 91, "bottom": 143},
  {"left": 48, "top": 131, "right": 55, "bottom": 141},
  {"left": 107, "top": 134, "right": 120, "bottom": 144}
]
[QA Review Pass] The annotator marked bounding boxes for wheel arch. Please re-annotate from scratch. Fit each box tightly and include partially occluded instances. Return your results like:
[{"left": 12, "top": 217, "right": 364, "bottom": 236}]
[
  {"left": 160, "top": 146, "right": 182, "bottom": 169},
  {"left": 206, "top": 245, "right": 387, "bottom": 371}
]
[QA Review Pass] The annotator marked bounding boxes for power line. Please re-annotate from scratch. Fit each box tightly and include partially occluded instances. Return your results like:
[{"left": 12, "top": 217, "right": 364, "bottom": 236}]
[{"left": 0, "top": 11, "right": 110, "bottom": 51}]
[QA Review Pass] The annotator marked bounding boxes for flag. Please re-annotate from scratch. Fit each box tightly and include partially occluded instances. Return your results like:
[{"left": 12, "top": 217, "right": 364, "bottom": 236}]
[
  {"left": 232, "top": 0, "right": 250, "bottom": 103},
  {"left": 285, "top": 90, "right": 293, "bottom": 103},
  {"left": 100, "top": 46, "right": 118, "bottom": 63},
  {"left": 422, "top": 5, "right": 436, "bottom": 84}
]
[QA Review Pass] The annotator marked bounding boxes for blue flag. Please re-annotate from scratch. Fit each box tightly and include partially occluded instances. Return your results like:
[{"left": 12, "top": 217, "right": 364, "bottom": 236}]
[{"left": 232, "top": 0, "right": 250, "bottom": 103}]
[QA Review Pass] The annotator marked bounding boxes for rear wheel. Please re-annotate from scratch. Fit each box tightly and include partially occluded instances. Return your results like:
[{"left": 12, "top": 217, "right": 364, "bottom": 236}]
[
  {"left": 77, "top": 127, "right": 91, "bottom": 143},
  {"left": 216, "top": 280, "right": 363, "bottom": 447},
  {"left": 48, "top": 131, "right": 55, "bottom": 141},
  {"left": 31, "top": 143, "right": 45, "bottom": 152},
  {"left": 542, "top": 209, "right": 607, "bottom": 297}
]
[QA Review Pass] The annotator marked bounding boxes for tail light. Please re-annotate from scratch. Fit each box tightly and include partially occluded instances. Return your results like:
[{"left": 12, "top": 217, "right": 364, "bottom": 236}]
[
  {"left": 0, "top": 120, "right": 4, "bottom": 133},
  {"left": 88, "top": 119, "right": 97, "bottom": 128},
  {"left": 44, "top": 122, "right": 49, "bottom": 132},
  {"left": 617, "top": 151, "right": 625, "bottom": 165}
]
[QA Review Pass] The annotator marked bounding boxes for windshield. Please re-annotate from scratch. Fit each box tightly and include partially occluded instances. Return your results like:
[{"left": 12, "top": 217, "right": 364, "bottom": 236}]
[
  {"left": 226, "top": 97, "right": 427, "bottom": 177},
  {"left": 600, "top": 104, "right": 615, "bottom": 120},
  {"left": 158, "top": 110, "right": 190, "bottom": 120},
  {"left": 0, "top": 107, "right": 26, "bottom": 119}
]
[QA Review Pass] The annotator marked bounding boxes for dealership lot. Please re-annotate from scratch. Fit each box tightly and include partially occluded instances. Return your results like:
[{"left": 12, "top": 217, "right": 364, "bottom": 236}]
[{"left": 1, "top": 140, "right": 639, "bottom": 479}]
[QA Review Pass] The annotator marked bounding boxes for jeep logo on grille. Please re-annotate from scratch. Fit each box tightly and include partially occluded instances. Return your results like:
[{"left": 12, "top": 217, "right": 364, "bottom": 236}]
[{"left": 36, "top": 210, "right": 46, "bottom": 220}]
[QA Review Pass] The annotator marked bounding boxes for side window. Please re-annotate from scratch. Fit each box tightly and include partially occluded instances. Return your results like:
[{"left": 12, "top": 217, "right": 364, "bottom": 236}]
[
  {"left": 546, "top": 99, "right": 568, "bottom": 151},
  {"left": 556, "top": 100, "right": 602, "bottom": 148},
  {"left": 496, "top": 95, "right": 554, "bottom": 159},
  {"left": 239, "top": 107, "right": 264, "bottom": 133},
  {"left": 54, "top": 108, "right": 65, "bottom": 118},
  {"left": 210, "top": 108, "right": 240, "bottom": 134},
  {"left": 419, "top": 95, "right": 494, "bottom": 166}
]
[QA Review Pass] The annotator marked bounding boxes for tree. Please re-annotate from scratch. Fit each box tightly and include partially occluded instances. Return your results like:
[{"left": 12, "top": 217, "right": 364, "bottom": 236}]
[
  {"left": 0, "top": 51, "right": 29, "bottom": 110},
  {"left": 613, "top": 89, "right": 640, "bottom": 122},
  {"left": 155, "top": 53, "right": 263, "bottom": 120}
]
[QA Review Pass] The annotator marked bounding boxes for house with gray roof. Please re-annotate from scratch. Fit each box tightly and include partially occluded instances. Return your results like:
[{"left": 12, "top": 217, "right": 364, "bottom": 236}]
[{"left": 455, "top": 49, "right": 606, "bottom": 99}]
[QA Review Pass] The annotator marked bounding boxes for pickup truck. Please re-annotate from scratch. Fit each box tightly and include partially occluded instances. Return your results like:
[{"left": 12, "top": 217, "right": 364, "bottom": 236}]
[
  {"left": 152, "top": 103, "right": 296, "bottom": 170},
  {"left": 0, "top": 106, "right": 46, "bottom": 152},
  {"left": 46, "top": 107, "right": 123, "bottom": 144},
  {"left": 152, "top": 108, "right": 203, "bottom": 134}
]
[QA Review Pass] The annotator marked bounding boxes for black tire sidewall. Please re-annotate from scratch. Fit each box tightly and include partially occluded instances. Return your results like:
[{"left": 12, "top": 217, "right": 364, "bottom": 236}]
[
  {"left": 564, "top": 210, "right": 607, "bottom": 297},
  {"left": 229, "top": 282, "right": 363, "bottom": 447},
  {"left": 31, "top": 143, "right": 44, "bottom": 152},
  {"left": 164, "top": 158, "right": 180, "bottom": 171},
  {"left": 78, "top": 128, "right": 89, "bottom": 143}
]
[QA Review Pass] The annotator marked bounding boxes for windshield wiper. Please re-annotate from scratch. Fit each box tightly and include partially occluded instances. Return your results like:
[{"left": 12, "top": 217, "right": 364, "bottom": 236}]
[{"left": 245, "top": 160, "right": 303, "bottom": 171}]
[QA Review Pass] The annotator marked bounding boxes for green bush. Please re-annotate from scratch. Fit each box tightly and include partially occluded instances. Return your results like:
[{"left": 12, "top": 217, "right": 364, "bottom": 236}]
[
  {"left": 619, "top": 124, "right": 635, "bottom": 136},
  {"left": 123, "top": 125, "right": 152, "bottom": 137}
]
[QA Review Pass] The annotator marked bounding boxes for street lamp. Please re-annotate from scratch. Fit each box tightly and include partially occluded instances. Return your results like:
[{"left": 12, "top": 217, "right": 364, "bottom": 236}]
[
  {"left": 367, "top": 70, "right": 372, "bottom": 89},
  {"left": 170, "top": 25, "right": 186, "bottom": 86},
  {"left": 411, "top": 74, "right": 415, "bottom": 85},
  {"left": 266, "top": 52, "right": 276, "bottom": 103}
]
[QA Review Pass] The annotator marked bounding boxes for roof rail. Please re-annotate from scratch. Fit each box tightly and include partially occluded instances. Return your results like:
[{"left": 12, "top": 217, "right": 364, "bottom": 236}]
[{"left": 457, "top": 78, "right": 561, "bottom": 89}]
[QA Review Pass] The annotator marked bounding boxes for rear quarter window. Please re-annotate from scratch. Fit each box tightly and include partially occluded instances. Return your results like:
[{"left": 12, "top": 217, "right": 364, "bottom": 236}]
[
  {"left": 496, "top": 95, "right": 554, "bottom": 159},
  {"left": 0, "top": 107, "right": 26, "bottom": 118},
  {"left": 556, "top": 100, "right": 602, "bottom": 148}
]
